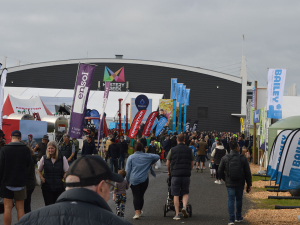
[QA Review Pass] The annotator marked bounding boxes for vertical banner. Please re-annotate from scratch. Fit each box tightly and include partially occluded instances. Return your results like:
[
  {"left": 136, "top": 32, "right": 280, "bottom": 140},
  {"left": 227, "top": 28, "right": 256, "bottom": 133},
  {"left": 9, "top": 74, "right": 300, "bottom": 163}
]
[
  {"left": 142, "top": 111, "right": 159, "bottom": 137},
  {"left": 252, "top": 87, "right": 255, "bottom": 110},
  {"left": 158, "top": 99, "right": 173, "bottom": 130},
  {"left": 186, "top": 119, "right": 191, "bottom": 131},
  {"left": 267, "top": 69, "right": 287, "bottom": 119},
  {"left": 185, "top": 89, "right": 190, "bottom": 106},
  {"left": 155, "top": 117, "right": 168, "bottom": 136},
  {"left": 0, "top": 69, "right": 7, "bottom": 129},
  {"left": 279, "top": 130, "right": 300, "bottom": 190},
  {"left": 191, "top": 120, "right": 198, "bottom": 132},
  {"left": 69, "top": 64, "right": 96, "bottom": 138},
  {"left": 253, "top": 109, "right": 261, "bottom": 124},
  {"left": 171, "top": 78, "right": 177, "bottom": 133},
  {"left": 181, "top": 85, "right": 186, "bottom": 132},
  {"left": 97, "top": 82, "right": 111, "bottom": 150},
  {"left": 177, "top": 83, "right": 183, "bottom": 133},
  {"left": 267, "top": 129, "right": 293, "bottom": 180}
]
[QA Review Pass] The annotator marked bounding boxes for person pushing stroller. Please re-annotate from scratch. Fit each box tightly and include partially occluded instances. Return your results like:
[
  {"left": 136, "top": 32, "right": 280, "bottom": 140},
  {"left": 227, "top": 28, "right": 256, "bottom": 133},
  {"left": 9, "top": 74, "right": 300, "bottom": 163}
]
[{"left": 166, "top": 134, "right": 194, "bottom": 220}]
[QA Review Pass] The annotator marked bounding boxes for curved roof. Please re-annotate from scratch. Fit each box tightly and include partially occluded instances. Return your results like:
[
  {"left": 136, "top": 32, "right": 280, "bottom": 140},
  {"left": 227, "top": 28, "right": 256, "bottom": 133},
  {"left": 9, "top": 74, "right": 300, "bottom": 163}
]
[
  {"left": 269, "top": 116, "right": 300, "bottom": 130},
  {"left": 4, "top": 58, "right": 242, "bottom": 83}
]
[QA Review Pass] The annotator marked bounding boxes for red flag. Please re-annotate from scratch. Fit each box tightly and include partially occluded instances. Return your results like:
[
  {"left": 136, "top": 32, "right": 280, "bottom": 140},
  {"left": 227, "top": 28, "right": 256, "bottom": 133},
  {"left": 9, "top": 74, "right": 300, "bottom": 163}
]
[
  {"left": 128, "top": 110, "right": 147, "bottom": 139},
  {"left": 103, "top": 116, "right": 109, "bottom": 137},
  {"left": 142, "top": 111, "right": 158, "bottom": 137}
]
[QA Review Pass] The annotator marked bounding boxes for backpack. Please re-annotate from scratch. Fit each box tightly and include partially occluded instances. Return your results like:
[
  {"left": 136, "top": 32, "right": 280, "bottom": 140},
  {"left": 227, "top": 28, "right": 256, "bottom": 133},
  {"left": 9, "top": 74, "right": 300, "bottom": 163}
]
[{"left": 227, "top": 154, "right": 243, "bottom": 180}]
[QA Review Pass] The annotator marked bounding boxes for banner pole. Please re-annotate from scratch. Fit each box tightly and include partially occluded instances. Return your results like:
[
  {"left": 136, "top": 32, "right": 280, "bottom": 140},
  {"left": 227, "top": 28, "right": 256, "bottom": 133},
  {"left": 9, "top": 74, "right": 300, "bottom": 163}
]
[
  {"left": 183, "top": 105, "right": 187, "bottom": 132},
  {"left": 173, "top": 99, "right": 176, "bottom": 133},
  {"left": 178, "top": 103, "right": 182, "bottom": 133}
]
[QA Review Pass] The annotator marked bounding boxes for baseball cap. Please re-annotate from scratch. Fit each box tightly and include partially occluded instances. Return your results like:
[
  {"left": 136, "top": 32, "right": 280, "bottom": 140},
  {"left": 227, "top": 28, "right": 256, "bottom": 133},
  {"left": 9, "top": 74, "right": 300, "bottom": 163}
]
[
  {"left": 42, "top": 135, "right": 49, "bottom": 140},
  {"left": 11, "top": 130, "right": 21, "bottom": 137},
  {"left": 28, "top": 134, "right": 33, "bottom": 138},
  {"left": 65, "top": 155, "right": 123, "bottom": 187}
]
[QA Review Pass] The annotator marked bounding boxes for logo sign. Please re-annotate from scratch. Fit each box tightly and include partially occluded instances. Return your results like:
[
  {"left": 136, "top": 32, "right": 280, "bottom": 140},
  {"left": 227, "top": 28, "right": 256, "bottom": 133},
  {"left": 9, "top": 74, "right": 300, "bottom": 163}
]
[
  {"left": 171, "top": 78, "right": 177, "bottom": 100},
  {"left": 135, "top": 95, "right": 149, "bottom": 111},
  {"left": 103, "top": 66, "right": 125, "bottom": 91},
  {"left": 253, "top": 109, "right": 261, "bottom": 123},
  {"left": 267, "top": 69, "right": 286, "bottom": 119}
]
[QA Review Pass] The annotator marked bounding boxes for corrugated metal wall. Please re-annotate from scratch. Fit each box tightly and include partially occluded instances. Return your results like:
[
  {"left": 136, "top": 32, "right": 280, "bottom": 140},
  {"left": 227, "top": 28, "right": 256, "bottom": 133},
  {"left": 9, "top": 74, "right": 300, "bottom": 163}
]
[{"left": 6, "top": 62, "right": 241, "bottom": 131}]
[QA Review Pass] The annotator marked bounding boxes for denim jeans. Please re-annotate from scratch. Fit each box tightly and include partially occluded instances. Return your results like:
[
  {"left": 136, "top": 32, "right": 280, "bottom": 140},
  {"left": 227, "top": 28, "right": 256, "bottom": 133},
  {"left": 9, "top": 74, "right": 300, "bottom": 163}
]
[
  {"left": 110, "top": 158, "right": 118, "bottom": 173},
  {"left": 118, "top": 153, "right": 125, "bottom": 169},
  {"left": 226, "top": 186, "right": 244, "bottom": 222}
]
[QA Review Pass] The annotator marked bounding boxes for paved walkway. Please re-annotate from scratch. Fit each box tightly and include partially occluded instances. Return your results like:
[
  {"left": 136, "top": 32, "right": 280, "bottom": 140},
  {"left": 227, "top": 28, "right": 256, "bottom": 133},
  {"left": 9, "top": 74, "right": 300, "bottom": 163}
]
[{"left": 0, "top": 160, "right": 251, "bottom": 225}]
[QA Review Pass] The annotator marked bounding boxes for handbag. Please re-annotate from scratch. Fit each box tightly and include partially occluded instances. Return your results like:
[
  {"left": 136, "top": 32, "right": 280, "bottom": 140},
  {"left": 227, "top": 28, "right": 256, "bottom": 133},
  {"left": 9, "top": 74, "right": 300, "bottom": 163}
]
[{"left": 35, "top": 168, "right": 41, "bottom": 186}]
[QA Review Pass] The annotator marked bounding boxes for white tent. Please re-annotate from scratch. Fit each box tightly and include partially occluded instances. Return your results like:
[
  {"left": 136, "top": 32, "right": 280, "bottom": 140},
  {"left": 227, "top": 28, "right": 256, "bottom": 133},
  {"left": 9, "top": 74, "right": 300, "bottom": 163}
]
[{"left": 4, "top": 87, "right": 164, "bottom": 122}]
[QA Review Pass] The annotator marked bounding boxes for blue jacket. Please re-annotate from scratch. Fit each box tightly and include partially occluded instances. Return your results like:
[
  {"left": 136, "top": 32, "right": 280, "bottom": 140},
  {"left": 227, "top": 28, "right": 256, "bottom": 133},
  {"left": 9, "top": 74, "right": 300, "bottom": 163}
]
[{"left": 126, "top": 151, "right": 160, "bottom": 185}]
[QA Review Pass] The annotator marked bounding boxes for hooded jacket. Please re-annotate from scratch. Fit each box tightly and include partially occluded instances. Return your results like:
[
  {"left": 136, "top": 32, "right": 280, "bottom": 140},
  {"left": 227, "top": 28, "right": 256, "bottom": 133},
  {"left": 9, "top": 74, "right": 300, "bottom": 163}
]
[
  {"left": 16, "top": 188, "right": 132, "bottom": 225},
  {"left": 211, "top": 145, "right": 227, "bottom": 165}
]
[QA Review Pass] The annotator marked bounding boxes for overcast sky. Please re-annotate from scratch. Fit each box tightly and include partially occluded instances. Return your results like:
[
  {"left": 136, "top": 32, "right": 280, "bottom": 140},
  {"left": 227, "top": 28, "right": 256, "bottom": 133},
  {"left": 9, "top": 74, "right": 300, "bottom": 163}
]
[{"left": 1, "top": 0, "right": 299, "bottom": 93}]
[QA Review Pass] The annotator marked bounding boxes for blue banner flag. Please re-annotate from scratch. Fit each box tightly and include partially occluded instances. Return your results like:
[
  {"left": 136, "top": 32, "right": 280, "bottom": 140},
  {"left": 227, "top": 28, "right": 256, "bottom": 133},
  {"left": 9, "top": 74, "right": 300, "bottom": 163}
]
[
  {"left": 155, "top": 117, "right": 168, "bottom": 136},
  {"left": 253, "top": 109, "right": 261, "bottom": 123},
  {"left": 171, "top": 78, "right": 177, "bottom": 100},
  {"left": 150, "top": 118, "right": 158, "bottom": 133},
  {"left": 177, "top": 83, "right": 183, "bottom": 103},
  {"left": 185, "top": 89, "right": 190, "bottom": 106},
  {"left": 181, "top": 85, "right": 186, "bottom": 104}
]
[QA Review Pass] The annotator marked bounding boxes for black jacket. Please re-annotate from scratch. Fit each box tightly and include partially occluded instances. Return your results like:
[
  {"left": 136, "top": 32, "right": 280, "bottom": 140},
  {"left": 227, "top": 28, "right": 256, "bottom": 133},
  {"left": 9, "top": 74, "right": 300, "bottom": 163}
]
[
  {"left": 147, "top": 145, "right": 156, "bottom": 154},
  {"left": 118, "top": 141, "right": 128, "bottom": 154},
  {"left": 16, "top": 188, "right": 132, "bottom": 225},
  {"left": 82, "top": 141, "right": 97, "bottom": 155},
  {"left": 218, "top": 150, "right": 252, "bottom": 187},
  {"left": 141, "top": 138, "right": 147, "bottom": 148},
  {"left": 37, "top": 141, "right": 48, "bottom": 161},
  {"left": 0, "top": 142, "right": 31, "bottom": 187},
  {"left": 26, "top": 155, "right": 37, "bottom": 190},
  {"left": 162, "top": 139, "right": 172, "bottom": 152},
  {"left": 170, "top": 143, "right": 193, "bottom": 177},
  {"left": 107, "top": 143, "right": 121, "bottom": 159}
]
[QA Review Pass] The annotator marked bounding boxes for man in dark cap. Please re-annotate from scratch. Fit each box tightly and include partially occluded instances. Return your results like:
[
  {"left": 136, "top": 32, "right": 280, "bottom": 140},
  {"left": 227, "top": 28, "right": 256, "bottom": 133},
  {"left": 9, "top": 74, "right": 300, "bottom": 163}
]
[
  {"left": 34, "top": 135, "right": 49, "bottom": 161},
  {"left": 81, "top": 135, "right": 97, "bottom": 156},
  {"left": 16, "top": 156, "right": 132, "bottom": 225},
  {"left": 0, "top": 130, "right": 31, "bottom": 224},
  {"left": 107, "top": 138, "right": 121, "bottom": 173}
]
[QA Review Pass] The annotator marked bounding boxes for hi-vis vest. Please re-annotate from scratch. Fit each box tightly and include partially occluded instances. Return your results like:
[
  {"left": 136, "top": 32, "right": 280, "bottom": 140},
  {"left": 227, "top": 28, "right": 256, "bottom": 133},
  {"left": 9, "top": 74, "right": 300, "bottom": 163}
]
[{"left": 154, "top": 141, "right": 161, "bottom": 153}]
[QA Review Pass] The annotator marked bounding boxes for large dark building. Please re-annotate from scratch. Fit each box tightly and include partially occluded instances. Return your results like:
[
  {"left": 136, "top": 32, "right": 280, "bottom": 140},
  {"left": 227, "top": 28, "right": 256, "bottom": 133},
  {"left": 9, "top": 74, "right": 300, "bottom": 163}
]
[{"left": 4, "top": 57, "right": 245, "bottom": 131}]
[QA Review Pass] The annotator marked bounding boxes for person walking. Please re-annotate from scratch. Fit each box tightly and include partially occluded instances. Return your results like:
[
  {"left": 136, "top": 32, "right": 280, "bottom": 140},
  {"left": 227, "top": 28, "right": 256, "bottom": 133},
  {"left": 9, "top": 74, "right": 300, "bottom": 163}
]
[
  {"left": 211, "top": 141, "right": 227, "bottom": 184},
  {"left": 118, "top": 136, "right": 128, "bottom": 169},
  {"left": 72, "top": 137, "right": 80, "bottom": 160},
  {"left": 25, "top": 134, "right": 36, "bottom": 150},
  {"left": 59, "top": 134, "right": 75, "bottom": 165},
  {"left": 196, "top": 138, "right": 208, "bottom": 172},
  {"left": 166, "top": 134, "right": 194, "bottom": 220},
  {"left": 34, "top": 135, "right": 49, "bottom": 161},
  {"left": 218, "top": 141, "right": 252, "bottom": 225},
  {"left": 140, "top": 135, "right": 147, "bottom": 151},
  {"left": 0, "top": 130, "right": 31, "bottom": 225},
  {"left": 24, "top": 145, "right": 37, "bottom": 213},
  {"left": 81, "top": 135, "right": 97, "bottom": 156},
  {"left": 107, "top": 138, "right": 121, "bottom": 173},
  {"left": 162, "top": 136, "right": 172, "bottom": 157},
  {"left": 38, "top": 141, "right": 69, "bottom": 206},
  {"left": 126, "top": 142, "right": 160, "bottom": 219},
  {"left": 17, "top": 155, "right": 132, "bottom": 225},
  {"left": 113, "top": 169, "right": 129, "bottom": 217},
  {"left": 146, "top": 140, "right": 156, "bottom": 154}
]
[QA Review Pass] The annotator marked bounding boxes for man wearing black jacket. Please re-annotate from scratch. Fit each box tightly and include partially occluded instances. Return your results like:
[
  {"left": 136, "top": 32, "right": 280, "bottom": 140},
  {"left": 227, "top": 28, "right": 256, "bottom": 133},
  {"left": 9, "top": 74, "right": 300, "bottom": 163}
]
[
  {"left": 107, "top": 138, "right": 120, "bottom": 173},
  {"left": 118, "top": 136, "right": 128, "bottom": 169},
  {"left": 0, "top": 130, "right": 31, "bottom": 224},
  {"left": 17, "top": 156, "right": 132, "bottom": 225},
  {"left": 82, "top": 135, "right": 97, "bottom": 156},
  {"left": 218, "top": 142, "right": 252, "bottom": 225}
]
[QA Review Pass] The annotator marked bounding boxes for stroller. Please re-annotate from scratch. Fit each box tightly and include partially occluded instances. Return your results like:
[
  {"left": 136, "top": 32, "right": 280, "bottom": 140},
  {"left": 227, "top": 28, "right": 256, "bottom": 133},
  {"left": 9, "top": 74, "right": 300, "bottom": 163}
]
[{"left": 163, "top": 177, "right": 192, "bottom": 217}]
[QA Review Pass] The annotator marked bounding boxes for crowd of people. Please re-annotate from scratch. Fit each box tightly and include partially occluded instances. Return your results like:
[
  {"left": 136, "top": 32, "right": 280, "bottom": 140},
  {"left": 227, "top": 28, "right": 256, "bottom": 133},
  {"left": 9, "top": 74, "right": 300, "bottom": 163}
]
[{"left": 0, "top": 128, "right": 253, "bottom": 225}]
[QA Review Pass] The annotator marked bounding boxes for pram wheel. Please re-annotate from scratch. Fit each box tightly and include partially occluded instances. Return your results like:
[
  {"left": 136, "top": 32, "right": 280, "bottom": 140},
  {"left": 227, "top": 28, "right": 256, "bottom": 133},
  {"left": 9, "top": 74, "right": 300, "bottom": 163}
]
[
  {"left": 163, "top": 204, "right": 167, "bottom": 217},
  {"left": 186, "top": 204, "right": 192, "bottom": 217}
]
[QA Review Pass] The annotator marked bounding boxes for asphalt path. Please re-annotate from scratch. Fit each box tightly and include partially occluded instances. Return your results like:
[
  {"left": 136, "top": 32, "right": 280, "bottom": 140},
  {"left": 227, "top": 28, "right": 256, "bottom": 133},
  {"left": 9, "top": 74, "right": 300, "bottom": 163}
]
[{"left": 0, "top": 160, "right": 251, "bottom": 225}]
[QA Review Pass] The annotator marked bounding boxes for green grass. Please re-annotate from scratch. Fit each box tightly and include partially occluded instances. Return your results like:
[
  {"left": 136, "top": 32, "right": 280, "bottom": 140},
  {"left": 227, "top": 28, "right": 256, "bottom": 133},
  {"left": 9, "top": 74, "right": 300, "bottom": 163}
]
[
  {"left": 254, "top": 198, "right": 300, "bottom": 209},
  {"left": 252, "top": 174, "right": 270, "bottom": 182}
]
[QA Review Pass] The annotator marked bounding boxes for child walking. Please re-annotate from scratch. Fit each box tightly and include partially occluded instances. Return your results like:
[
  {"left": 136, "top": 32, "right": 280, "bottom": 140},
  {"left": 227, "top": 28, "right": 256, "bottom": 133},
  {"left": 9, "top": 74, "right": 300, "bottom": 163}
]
[
  {"left": 210, "top": 160, "right": 216, "bottom": 178},
  {"left": 113, "top": 169, "right": 129, "bottom": 217}
]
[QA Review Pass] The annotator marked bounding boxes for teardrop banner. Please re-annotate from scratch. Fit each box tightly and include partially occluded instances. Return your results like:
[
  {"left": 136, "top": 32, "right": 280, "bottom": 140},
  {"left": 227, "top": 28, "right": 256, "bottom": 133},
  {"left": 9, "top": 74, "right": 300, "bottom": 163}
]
[
  {"left": 128, "top": 110, "right": 147, "bottom": 139},
  {"left": 155, "top": 117, "right": 168, "bottom": 137},
  {"left": 279, "top": 130, "right": 300, "bottom": 191},
  {"left": 142, "top": 111, "right": 159, "bottom": 137},
  {"left": 135, "top": 95, "right": 149, "bottom": 111}
]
